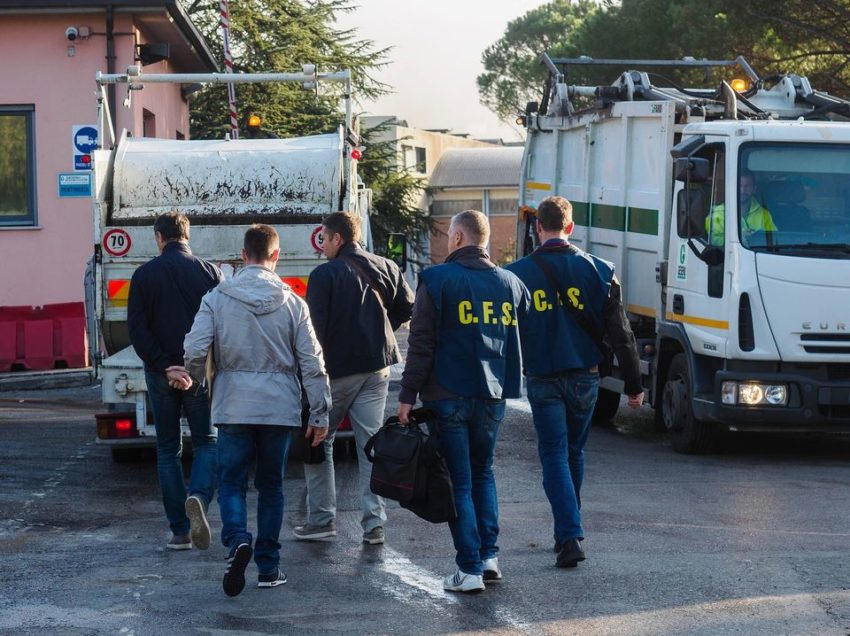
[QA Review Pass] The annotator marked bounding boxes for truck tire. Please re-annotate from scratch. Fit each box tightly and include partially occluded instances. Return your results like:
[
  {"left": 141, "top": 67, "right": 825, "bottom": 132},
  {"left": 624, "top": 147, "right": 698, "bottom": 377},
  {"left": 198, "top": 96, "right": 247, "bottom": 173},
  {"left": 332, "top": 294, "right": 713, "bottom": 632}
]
[
  {"left": 592, "top": 388, "right": 621, "bottom": 424},
  {"left": 661, "top": 353, "right": 717, "bottom": 454}
]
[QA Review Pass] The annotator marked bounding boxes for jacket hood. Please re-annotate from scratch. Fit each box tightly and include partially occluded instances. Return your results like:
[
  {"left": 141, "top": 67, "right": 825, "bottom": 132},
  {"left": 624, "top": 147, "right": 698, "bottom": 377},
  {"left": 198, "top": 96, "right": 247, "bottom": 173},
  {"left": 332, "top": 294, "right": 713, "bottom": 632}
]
[{"left": 218, "top": 265, "right": 289, "bottom": 315}]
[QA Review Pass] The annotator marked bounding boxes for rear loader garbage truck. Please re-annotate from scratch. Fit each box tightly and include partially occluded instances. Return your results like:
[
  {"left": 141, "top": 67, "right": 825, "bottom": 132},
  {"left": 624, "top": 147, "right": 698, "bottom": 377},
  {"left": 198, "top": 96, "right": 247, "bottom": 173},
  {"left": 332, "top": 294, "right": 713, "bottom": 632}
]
[
  {"left": 518, "top": 54, "right": 850, "bottom": 453},
  {"left": 89, "top": 65, "right": 371, "bottom": 461}
]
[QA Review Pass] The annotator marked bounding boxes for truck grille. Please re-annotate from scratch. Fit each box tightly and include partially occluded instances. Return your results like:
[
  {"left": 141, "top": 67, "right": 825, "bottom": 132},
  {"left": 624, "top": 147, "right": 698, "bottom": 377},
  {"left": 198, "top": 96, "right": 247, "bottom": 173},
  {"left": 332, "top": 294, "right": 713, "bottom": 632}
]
[{"left": 801, "top": 333, "right": 850, "bottom": 355}]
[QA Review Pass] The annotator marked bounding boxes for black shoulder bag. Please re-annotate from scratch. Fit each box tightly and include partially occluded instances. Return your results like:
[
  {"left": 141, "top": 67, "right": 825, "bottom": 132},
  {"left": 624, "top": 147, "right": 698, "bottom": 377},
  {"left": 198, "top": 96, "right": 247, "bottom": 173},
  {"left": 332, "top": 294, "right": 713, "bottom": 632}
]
[
  {"left": 364, "top": 409, "right": 457, "bottom": 524},
  {"left": 530, "top": 251, "right": 614, "bottom": 377}
]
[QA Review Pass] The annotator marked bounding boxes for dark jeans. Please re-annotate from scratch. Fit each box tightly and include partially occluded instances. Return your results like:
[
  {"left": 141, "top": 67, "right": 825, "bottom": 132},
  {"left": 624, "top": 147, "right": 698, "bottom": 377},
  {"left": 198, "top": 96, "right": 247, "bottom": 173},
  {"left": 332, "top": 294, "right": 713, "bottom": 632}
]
[
  {"left": 217, "top": 424, "right": 292, "bottom": 576},
  {"left": 146, "top": 372, "right": 217, "bottom": 535},
  {"left": 526, "top": 370, "right": 599, "bottom": 542},
  {"left": 423, "top": 398, "right": 505, "bottom": 576}
]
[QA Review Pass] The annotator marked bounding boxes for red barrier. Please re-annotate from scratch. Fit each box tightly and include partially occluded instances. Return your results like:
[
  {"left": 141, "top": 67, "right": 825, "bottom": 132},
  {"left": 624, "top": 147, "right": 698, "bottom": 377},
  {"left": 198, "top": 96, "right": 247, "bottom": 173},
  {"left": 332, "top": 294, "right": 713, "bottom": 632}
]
[
  {"left": 0, "top": 320, "right": 15, "bottom": 371},
  {"left": 0, "top": 302, "right": 88, "bottom": 371}
]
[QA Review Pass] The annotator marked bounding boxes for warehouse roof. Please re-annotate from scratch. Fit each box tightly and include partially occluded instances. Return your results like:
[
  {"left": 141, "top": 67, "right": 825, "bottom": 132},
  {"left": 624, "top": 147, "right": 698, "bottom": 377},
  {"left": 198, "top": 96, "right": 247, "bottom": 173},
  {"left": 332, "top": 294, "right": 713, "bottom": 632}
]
[{"left": 429, "top": 147, "right": 523, "bottom": 189}]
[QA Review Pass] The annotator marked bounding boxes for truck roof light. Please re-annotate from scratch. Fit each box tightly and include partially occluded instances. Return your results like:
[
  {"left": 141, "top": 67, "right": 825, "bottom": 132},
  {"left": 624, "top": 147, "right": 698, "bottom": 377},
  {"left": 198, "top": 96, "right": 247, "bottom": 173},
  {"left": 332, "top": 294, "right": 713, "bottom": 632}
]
[
  {"left": 730, "top": 78, "right": 748, "bottom": 92},
  {"left": 248, "top": 114, "right": 262, "bottom": 128}
]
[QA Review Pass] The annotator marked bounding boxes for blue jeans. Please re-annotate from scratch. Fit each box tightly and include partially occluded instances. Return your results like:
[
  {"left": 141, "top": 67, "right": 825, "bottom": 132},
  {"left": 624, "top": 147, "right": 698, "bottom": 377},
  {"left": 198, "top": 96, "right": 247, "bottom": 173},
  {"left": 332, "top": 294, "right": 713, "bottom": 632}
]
[
  {"left": 217, "top": 424, "right": 292, "bottom": 576},
  {"left": 526, "top": 371, "right": 599, "bottom": 542},
  {"left": 146, "top": 372, "right": 217, "bottom": 535},
  {"left": 424, "top": 398, "right": 505, "bottom": 576}
]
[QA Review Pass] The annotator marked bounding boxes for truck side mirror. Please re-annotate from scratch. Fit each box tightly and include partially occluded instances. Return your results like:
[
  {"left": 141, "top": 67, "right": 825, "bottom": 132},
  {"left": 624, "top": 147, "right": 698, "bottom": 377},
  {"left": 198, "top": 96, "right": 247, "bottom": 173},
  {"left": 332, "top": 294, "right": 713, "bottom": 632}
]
[
  {"left": 674, "top": 157, "right": 710, "bottom": 183},
  {"left": 387, "top": 233, "right": 407, "bottom": 272}
]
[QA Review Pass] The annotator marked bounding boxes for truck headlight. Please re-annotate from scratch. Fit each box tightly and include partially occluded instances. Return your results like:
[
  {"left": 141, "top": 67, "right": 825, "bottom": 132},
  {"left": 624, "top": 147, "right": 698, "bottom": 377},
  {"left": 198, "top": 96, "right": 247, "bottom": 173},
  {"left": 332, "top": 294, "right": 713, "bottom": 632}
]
[{"left": 722, "top": 381, "right": 788, "bottom": 406}]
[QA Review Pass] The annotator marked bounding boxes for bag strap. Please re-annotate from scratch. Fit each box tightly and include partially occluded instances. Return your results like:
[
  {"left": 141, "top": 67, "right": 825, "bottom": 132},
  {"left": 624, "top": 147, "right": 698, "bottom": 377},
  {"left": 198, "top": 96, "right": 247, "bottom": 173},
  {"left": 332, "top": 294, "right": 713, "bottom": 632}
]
[
  {"left": 529, "top": 251, "right": 605, "bottom": 350},
  {"left": 342, "top": 254, "right": 389, "bottom": 312}
]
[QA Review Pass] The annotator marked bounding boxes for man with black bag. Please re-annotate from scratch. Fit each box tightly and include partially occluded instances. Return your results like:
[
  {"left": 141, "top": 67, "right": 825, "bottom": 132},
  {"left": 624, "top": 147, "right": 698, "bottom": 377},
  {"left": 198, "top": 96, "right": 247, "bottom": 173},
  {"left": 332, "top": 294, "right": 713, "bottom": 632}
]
[
  {"left": 398, "top": 210, "right": 529, "bottom": 593},
  {"left": 506, "top": 195, "right": 643, "bottom": 569},
  {"left": 295, "top": 212, "right": 414, "bottom": 546}
]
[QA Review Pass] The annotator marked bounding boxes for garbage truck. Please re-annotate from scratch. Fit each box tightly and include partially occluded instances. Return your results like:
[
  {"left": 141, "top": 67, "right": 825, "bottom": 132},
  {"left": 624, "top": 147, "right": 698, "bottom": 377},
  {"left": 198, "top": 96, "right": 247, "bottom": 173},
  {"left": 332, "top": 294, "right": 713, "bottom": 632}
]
[
  {"left": 517, "top": 54, "right": 850, "bottom": 453},
  {"left": 89, "top": 65, "right": 371, "bottom": 461}
]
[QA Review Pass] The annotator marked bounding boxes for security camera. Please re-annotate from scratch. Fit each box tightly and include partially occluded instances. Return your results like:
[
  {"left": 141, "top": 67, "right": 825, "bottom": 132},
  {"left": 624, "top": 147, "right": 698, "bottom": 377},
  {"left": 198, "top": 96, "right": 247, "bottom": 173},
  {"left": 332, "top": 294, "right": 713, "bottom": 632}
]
[{"left": 65, "top": 26, "right": 79, "bottom": 41}]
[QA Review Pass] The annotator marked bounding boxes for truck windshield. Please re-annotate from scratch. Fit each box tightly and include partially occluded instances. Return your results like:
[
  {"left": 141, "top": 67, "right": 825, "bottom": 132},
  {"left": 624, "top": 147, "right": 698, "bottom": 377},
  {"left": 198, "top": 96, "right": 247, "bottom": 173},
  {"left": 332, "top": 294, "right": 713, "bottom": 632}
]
[{"left": 739, "top": 142, "right": 850, "bottom": 257}]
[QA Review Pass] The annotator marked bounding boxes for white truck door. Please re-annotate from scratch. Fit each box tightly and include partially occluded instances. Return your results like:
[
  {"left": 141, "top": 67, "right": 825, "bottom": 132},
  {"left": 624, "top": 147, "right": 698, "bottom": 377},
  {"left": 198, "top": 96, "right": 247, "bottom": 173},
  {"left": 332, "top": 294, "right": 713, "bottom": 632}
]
[{"left": 666, "top": 138, "right": 730, "bottom": 358}]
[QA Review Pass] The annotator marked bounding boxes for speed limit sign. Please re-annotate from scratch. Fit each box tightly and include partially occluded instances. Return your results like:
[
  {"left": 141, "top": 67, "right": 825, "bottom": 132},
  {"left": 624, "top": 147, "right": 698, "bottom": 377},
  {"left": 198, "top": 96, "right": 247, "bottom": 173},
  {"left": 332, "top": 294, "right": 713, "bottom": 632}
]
[
  {"left": 103, "top": 228, "right": 132, "bottom": 257},
  {"left": 310, "top": 226, "right": 325, "bottom": 253}
]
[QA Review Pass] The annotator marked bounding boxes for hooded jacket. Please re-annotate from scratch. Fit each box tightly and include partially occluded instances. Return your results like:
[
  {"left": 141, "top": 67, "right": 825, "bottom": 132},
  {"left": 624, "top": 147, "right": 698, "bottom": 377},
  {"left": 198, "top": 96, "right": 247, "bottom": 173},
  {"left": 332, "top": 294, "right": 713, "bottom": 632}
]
[{"left": 183, "top": 265, "right": 331, "bottom": 428}]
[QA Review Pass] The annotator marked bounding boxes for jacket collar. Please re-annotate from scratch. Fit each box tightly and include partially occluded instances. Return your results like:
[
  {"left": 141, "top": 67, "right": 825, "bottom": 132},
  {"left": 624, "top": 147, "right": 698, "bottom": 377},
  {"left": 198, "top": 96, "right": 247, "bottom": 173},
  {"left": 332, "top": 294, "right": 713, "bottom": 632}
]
[
  {"left": 162, "top": 240, "right": 191, "bottom": 256},
  {"left": 336, "top": 241, "right": 362, "bottom": 258},
  {"left": 445, "top": 245, "right": 491, "bottom": 264}
]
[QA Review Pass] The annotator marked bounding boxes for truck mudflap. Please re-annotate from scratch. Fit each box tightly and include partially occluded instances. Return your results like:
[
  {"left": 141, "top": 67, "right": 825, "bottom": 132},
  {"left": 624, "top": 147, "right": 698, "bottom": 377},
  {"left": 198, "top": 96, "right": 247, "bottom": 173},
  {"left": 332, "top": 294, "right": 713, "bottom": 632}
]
[{"left": 711, "top": 369, "right": 850, "bottom": 433}]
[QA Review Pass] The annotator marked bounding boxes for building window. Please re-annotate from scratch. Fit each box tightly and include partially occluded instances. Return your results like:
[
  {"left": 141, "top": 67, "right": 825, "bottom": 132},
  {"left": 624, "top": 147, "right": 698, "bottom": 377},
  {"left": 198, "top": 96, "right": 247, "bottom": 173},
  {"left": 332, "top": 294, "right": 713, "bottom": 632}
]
[
  {"left": 0, "top": 106, "right": 36, "bottom": 227},
  {"left": 403, "top": 145, "right": 427, "bottom": 173},
  {"left": 430, "top": 199, "right": 483, "bottom": 217},
  {"left": 143, "top": 109, "right": 156, "bottom": 137},
  {"left": 489, "top": 198, "right": 519, "bottom": 215}
]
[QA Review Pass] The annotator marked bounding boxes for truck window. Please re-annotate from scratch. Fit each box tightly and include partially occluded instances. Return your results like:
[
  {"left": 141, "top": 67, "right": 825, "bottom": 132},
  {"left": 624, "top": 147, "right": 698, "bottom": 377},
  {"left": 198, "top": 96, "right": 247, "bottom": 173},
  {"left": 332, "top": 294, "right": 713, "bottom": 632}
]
[{"left": 740, "top": 142, "right": 850, "bottom": 257}]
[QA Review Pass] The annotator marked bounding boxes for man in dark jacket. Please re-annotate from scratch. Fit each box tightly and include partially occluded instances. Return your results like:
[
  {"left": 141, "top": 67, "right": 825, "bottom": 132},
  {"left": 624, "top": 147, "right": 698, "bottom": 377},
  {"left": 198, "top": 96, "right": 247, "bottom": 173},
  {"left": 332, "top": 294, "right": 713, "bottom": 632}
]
[
  {"left": 294, "top": 212, "right": 414, "bottom": 546},
  {"left": 506, "top": 195, "right": 643, "bottom": 569},
  {"left": 127, "top": 211, "right": 223, "bottom": 551},
  {"left": 398, "top": 210, "right": 529, "bottom": 593}
]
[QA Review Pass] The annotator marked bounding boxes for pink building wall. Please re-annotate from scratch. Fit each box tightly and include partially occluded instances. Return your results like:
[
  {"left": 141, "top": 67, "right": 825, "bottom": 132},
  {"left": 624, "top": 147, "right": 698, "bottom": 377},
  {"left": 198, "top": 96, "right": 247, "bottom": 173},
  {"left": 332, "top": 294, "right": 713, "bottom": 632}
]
[{"left": 0, "top": 13, "right": 190, "bottom": 308}]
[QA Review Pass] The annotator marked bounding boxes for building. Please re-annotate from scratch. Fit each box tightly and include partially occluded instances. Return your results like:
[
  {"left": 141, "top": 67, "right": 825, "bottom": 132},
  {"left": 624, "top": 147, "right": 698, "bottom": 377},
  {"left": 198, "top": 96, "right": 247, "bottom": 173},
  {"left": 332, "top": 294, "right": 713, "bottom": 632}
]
[
  {"left": 428, "top": 146, "right": 524, "bottom": 265},
  {"left": 0, "top": 0, "right": 217, "bottom": 370},
  {"left": 361, "top": 116, "right": 522, "bottom": 266}
]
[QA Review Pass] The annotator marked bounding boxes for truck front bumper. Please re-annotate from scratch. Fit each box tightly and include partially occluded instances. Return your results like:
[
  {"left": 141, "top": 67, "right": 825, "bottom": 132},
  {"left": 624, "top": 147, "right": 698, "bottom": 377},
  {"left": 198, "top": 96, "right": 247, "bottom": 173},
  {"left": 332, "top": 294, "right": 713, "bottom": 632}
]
[{"left": 702, "top": 369, "right": 850, "bottom": 433}]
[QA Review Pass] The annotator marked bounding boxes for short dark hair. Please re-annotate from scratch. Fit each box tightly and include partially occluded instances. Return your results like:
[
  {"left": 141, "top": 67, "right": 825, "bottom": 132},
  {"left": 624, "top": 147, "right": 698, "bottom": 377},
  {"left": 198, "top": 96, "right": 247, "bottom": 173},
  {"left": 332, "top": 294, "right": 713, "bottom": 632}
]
[
  {"left": 322, "top": 212, "right": 361, "bottom": 244},
  {"left": 243, "top": 224, "right": 279, "bottom": 262},
  {"left": 154, "top": 211, "right": 190, "bottom": 241},
  {"left": 537, "top": 196, "right": 573, "bottom": 232},
  {"left": 450, "top": 210, "right": 490, "bottom": 246}
]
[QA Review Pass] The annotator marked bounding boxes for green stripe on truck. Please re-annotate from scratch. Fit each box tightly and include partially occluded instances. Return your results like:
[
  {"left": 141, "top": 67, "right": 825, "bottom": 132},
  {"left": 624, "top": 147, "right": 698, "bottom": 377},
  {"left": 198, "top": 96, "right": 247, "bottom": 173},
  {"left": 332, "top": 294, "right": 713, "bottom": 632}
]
[{"left": 569, "top": 202, "right": 658, "bottom": 235}]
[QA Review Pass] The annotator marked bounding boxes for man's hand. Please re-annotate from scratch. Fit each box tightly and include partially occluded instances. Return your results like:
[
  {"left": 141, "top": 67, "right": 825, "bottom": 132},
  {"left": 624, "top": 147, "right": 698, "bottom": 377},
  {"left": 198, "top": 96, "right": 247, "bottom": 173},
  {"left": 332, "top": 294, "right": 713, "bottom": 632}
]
[
  {"left": 165, "top": 366, "right": 192, "bottom": 391},
  {"left": 306, "top": 425, "right": 327, "bottom": 447},
  {"left": 397, "top": 402, "right": 413, "bottom": 425},
  {"left": 627, "top": 392, "right": 645, "bottom": 409}
]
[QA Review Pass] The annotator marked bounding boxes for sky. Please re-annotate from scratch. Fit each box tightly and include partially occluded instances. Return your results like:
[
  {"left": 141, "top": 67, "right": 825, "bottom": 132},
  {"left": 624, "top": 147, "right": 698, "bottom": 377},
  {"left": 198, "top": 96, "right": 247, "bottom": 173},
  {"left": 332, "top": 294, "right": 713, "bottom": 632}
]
[{"left": 337, "top": 0, "right": 548, "bottom": 142}]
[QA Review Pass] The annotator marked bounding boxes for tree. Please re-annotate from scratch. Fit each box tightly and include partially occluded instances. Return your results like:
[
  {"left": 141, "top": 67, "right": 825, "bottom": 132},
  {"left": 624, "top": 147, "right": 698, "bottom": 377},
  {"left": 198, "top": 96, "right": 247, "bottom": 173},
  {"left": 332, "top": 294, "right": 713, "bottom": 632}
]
[
  {"left": 184, "top": 0, "right": 390, "bottom": 139},
  {"left": 357, "top": 124, "right": 430, "bottom": 264},
  {"left": 477, "top": 0, "right": 599, "bottom": 121}
]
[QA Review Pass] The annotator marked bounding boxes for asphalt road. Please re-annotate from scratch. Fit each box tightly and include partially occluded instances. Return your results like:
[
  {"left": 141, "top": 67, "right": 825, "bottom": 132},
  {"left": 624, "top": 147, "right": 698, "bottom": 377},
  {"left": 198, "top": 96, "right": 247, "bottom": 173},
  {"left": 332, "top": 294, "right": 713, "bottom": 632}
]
[{"left": 1, "top": 382, "right": 849, "bottom": 636}]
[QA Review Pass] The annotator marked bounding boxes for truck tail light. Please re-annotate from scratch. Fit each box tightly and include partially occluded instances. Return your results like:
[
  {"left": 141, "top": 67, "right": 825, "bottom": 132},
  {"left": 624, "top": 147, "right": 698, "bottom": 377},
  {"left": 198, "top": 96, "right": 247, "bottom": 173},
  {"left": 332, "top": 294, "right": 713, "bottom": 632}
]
[
  {"left": 281, "top": 276, "right": 308, "bottom": 298},
  {"left": 96, "top": 412, "right": 139, "bottom": 439}
]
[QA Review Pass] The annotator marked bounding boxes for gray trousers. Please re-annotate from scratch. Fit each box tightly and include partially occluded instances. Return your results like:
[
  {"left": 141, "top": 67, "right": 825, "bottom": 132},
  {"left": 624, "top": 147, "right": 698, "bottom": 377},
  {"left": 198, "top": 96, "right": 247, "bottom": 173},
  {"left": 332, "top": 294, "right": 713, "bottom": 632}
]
[{"left": 303, "top": 368, "right": 389, "bottom": 532}]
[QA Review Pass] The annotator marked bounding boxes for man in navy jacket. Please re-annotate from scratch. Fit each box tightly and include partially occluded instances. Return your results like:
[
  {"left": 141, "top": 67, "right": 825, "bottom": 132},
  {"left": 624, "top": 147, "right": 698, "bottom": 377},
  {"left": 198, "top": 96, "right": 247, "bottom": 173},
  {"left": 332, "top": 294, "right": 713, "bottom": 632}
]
[{"left": 128, "top": 211, "right": 223, "bottom": 552}]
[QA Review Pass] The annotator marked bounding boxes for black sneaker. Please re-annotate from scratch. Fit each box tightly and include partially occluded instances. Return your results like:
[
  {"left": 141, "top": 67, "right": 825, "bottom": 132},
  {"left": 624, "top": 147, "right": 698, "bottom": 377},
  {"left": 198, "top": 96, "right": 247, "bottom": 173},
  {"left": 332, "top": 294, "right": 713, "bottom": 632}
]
[
  {"left": 223, "top": 543, "right": 252, "bottom": 597},
  {"left": 257, "top": 569, "right": 287, "bottom": 588},
  {"left": 555, "top": 538, "right": 586, "bottom": 568}
]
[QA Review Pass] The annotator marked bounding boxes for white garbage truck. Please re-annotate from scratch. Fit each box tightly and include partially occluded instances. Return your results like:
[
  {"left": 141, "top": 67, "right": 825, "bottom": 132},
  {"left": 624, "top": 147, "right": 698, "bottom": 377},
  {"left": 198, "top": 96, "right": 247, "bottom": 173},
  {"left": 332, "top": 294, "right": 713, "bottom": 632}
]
[
  {"left": 518, "top": 54, "right": 850, "bottom": 453},
  {"left": 89, "top": 65, "right": 371, "bottom": 460}
]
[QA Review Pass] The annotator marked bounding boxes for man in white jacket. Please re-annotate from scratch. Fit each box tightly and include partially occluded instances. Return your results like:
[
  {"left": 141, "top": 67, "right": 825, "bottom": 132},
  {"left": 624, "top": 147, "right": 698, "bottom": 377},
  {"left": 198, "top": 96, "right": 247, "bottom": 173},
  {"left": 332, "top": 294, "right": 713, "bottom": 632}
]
[{"left": 180, "top": 224, "right": 331, "bottom": 597}]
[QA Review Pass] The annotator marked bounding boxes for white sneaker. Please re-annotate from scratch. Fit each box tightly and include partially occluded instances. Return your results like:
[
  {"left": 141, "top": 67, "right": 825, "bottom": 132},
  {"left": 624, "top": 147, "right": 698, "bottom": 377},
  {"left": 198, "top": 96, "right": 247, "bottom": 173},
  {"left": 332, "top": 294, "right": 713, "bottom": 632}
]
[
  {"left": 443, "top": 569, "right": 485, "bottom": 593},
  {"left": 482, "top": 557, "right": 502, "bottom": 582}
]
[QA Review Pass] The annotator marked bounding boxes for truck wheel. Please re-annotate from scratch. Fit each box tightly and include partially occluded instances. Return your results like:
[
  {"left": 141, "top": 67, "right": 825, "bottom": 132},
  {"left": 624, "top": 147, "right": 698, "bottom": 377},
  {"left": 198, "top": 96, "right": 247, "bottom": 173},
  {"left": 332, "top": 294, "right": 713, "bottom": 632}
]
[
  {"left": 592, "top": 389, "right": 621, "bottom": 424},
  {"left": 662, "top": 353, "right": 717, "bottom": 454}
]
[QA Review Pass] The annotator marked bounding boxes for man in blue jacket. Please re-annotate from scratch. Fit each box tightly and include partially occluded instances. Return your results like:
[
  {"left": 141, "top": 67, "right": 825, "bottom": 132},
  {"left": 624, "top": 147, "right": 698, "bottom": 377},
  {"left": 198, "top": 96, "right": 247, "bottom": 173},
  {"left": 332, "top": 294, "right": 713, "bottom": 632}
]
[
  {"left": 398, "top": 210, "right": 529, "bottom": 593},
  {"left": 127, "top": 212, "right": 223, "bottom": 552},
  {"left": 506, "top": 196, "right": 643, "bottom": 569}
]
